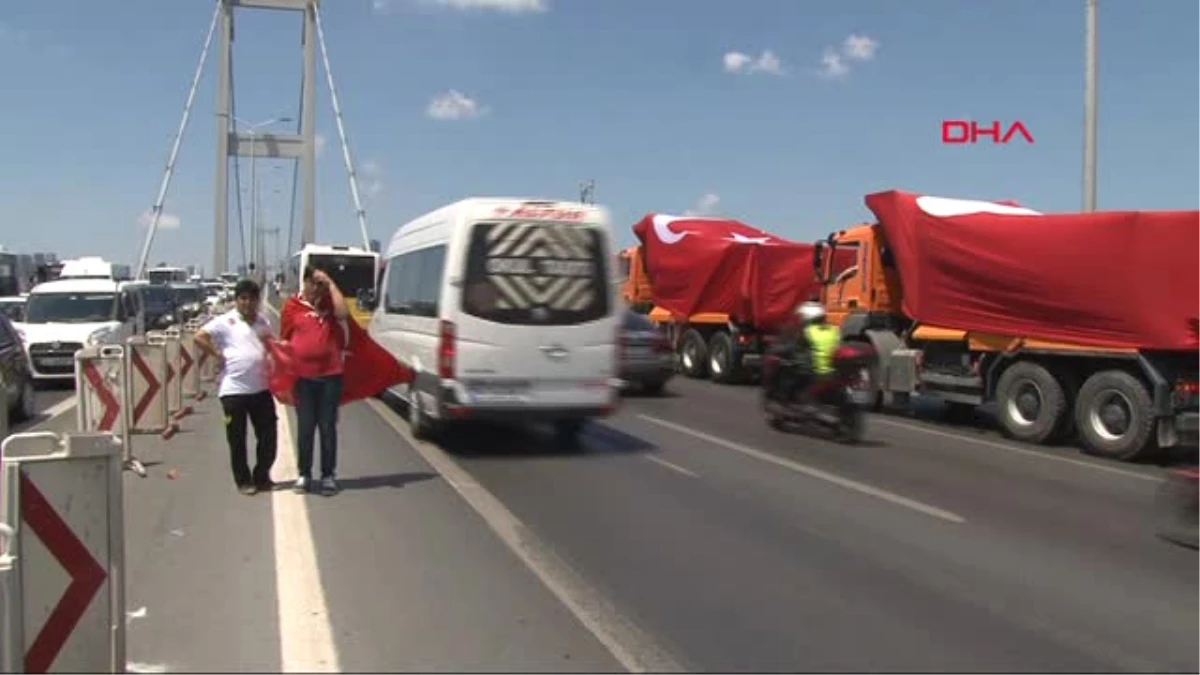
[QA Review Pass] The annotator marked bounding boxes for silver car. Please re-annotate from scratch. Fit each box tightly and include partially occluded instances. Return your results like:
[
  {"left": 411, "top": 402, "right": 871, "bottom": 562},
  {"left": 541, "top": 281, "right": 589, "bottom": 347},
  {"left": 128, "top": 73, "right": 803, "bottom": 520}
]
[{"left": 619, "top": 310, "right": 674, "bottom": 395}]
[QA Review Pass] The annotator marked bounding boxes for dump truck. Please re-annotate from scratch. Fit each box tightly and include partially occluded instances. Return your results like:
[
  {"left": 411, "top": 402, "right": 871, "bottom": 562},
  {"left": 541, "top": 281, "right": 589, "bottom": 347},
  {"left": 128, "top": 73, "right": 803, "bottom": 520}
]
[
  {"left": 817, "top": 190, "right": 1199, "bottom": 461},
  {"left": 623, "top": 214, "right": 820, "bottom": 383}
]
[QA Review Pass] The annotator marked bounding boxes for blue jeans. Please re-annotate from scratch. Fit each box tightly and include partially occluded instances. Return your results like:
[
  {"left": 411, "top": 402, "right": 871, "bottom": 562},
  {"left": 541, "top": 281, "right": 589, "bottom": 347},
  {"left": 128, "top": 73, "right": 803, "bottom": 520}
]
[{"left": 294, "top": 375, "right": 344, "bottom": 479}]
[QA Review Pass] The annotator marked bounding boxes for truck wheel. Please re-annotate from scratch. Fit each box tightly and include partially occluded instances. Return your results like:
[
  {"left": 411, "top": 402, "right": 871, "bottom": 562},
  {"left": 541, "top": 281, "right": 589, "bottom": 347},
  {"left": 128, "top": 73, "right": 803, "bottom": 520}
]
[
  {"left": 679, "top": 329, "right": 709, "bottom": 379},
  {"left": 708, "top": 332, "right": 739, "bottom": 384},
  {"left": 995, "top": 361, "right": 1067, "bottom": 444},
  {"left": 1074, "top": 370, "right": 1155, "bottom": 461}
]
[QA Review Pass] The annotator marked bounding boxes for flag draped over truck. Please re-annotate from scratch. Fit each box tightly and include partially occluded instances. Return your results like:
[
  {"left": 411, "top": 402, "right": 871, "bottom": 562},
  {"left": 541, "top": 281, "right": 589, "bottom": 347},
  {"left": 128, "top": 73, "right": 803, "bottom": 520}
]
[
  {"left": 865, "top": 190, "right": 1200, "bottom": 351},
  {"left": 631, "top": 214, "right": 817, "bottom": 329}
]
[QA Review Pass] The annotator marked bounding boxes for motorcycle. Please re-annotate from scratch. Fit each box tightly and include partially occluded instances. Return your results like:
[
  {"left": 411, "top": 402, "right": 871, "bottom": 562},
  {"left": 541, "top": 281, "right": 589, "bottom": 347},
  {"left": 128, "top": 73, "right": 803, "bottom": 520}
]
[{"left": 761, "top": 341, "right": 875, "bottom": 444}]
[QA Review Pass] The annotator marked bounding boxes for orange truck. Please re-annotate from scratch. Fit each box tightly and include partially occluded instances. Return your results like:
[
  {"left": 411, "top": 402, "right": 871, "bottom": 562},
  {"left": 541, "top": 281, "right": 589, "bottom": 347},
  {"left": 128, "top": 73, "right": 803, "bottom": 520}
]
[{"left": 817, "top": 191, "right": 1199, "bottom": 462}]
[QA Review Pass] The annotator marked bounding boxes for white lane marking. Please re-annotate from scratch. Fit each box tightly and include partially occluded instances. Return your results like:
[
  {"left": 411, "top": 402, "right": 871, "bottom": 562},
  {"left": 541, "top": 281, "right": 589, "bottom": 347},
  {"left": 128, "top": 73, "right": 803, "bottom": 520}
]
[
  {"left": 30, "top": 395, "right": 77, "bottom": 426},
  {"left": 637, "top": 414, "right": 966, "bottom": 525},
  {"left": 645, "top": 455, "right": 699, "bottom": 478},
  {"left": 126, "top": 661, "right": 170, "bottom": 673},
  {"left": 869, "top": 417, "right": 1163, "bottom": 483},
  {"left": 365, "top": 398, "right": 686, "bottom": 674},
  {"left": 272, "top": 402, "right": 341, "bottom": 673}
]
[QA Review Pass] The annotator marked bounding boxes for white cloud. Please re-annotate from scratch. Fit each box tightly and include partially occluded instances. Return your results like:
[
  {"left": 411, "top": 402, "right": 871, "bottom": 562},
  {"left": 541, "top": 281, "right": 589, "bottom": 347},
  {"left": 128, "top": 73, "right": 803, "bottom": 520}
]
[
  {"left": 314, "top": 134, "right": 327, "bottom": 157},
  {"left": 684, "top": 193, "right": 721, "bottom": 217},
  {"left": 817, "top": 33, "right": 880, "bottom": 79},
  {"left": 723, "top": 49, "right": 785, "bottom": 76},
  {"left": 426, "top": 90, "right": 488, "bottom": 121},
  {"left": 138, "top": 209, "right": 181, "bottom": 230},
  {"left": 842, "top": 34, "right": 879, "bottom": 61},
  {"left": 818, "top": 49, "right": 849, "bottom": 79},
  {"left": 374, "top": 0, "right": 547, "bottom": 13}
]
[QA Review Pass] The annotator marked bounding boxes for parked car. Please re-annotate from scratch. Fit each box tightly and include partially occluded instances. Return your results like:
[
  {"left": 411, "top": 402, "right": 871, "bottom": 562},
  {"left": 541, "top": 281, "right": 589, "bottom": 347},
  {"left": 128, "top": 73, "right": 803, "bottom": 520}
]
[
  {"left": 0, "top": 296, "right": 26, "bottom": 323},
  {"left": 619, "top": 309, "right": 674, "bottom": 395},
  {"left": 0, "top": 313, "right": 35, "bottom": 422}
]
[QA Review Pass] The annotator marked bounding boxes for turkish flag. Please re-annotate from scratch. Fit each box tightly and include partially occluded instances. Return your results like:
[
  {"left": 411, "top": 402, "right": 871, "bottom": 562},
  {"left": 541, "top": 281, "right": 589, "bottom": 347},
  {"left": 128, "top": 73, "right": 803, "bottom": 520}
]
[{"left": 268, "top": 296, "right": 414, "bottom": 406}]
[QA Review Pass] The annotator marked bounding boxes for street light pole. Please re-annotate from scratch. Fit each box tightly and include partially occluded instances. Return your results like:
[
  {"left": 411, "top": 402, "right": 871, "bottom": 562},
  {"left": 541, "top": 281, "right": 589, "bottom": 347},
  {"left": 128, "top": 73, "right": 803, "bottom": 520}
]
[{"left": 1083, "top": 0, "right": 1098, "bottom": 212}]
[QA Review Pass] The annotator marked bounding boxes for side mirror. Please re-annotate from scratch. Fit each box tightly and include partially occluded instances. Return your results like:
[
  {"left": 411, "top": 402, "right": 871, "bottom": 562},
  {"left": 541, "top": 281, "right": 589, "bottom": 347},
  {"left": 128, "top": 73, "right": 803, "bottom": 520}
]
[{"left": 357, "top": 288, "right": 378, "bottom": 311}]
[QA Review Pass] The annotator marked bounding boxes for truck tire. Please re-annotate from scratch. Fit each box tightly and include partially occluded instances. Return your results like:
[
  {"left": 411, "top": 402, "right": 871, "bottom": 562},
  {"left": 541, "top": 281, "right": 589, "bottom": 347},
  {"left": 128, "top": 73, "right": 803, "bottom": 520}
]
[
  {"left": 1074, "top": 370, "right": 1155, "bottom": 461},
  {"left": 995, "top": 361, "right": 1068, "bottom": 445},
  {"left": 679, "top": 329, "right": 709, "bottom": 379},
  {"left": 708, "top": 332, "right": 740, "bottom": 384}
]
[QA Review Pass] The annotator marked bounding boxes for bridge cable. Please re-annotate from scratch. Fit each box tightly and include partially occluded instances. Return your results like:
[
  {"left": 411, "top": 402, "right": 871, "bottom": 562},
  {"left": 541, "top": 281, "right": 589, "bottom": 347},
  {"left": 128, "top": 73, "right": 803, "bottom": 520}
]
[
  {"left": 229, "top": 45, "right": 249, "bottom": 272},
  {"left": 313, "top": 4, "right": 372, "bottom": 251},
  {"left": 284, "top": 58, "right": 305, "bottom": 272},
  {"left": 134, "top": 0, "right": 222, "bottom": 280}
]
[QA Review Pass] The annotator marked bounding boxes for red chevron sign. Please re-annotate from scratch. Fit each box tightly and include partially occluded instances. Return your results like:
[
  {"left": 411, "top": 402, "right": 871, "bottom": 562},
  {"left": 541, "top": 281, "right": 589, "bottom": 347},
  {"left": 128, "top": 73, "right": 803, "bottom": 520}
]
[
  {"left": 130, "top": 350, "right": 162, "bottom": 424},
  {"left": 20, "top": 473, "right": 108, "bottom": 673},
  {"left": 179, "top": 341, "right": 194, "bottom": 379},
  {"left": 81, "top": 362, "right": 120, "bottom": 431}
]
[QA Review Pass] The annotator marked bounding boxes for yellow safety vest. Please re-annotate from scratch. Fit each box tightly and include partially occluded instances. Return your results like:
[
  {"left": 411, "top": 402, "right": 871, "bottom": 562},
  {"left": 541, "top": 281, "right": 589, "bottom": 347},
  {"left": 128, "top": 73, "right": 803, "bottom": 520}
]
[{"left": 805, "top": 324, "right": 841, "bottom": 374}]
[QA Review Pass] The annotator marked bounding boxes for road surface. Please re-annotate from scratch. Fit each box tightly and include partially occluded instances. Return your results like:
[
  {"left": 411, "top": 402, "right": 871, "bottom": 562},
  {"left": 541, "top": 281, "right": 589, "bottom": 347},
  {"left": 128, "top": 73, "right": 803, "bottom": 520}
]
[{"left": 7, "top": 355, "right": 1196, "bottom": 672}]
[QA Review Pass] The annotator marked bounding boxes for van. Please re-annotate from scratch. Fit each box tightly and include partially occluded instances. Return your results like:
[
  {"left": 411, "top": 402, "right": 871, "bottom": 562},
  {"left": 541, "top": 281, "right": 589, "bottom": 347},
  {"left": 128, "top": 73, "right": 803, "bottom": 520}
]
[
  {"left": 14, "top": 277, "right": 142, "bottom": 382},
  {"left": 366, "top": 198, "right": 621, "bottom": 444}
]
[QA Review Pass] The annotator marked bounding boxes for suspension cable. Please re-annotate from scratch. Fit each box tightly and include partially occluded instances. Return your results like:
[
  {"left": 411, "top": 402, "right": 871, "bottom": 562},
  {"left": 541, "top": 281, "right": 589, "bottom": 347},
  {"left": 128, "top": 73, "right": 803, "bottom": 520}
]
[
  {"left": 229, "top": 46, "right": 248, "bottom": 272},
  {"left": 134, "top": 0, "right": 221, "bottom": 279},
  {"left": 285, "top": 58, "right": 304, "bottom": 268},
  {"left": 313, "top": 4, "right": 371, "bottom": 250}
]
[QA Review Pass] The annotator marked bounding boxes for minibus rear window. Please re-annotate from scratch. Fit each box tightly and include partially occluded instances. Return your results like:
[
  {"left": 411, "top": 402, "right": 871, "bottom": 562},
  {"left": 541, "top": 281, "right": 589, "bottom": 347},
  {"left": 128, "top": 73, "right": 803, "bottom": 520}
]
[{"left": 461, "top": 221, "right": 610, "bottom": 326}]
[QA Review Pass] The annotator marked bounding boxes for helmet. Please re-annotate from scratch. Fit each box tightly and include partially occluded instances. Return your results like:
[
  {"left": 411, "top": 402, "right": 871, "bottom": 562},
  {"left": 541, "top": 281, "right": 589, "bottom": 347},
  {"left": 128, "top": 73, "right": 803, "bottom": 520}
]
[{"left": 797, "top": 301, "right": 826, "bottom": 322}]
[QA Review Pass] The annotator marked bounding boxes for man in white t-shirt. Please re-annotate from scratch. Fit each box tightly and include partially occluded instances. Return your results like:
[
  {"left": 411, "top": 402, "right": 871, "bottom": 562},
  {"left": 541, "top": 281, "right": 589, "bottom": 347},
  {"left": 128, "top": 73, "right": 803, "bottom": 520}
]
[{"left": 194, "top": 279, "right": 278, "bottom": 496}]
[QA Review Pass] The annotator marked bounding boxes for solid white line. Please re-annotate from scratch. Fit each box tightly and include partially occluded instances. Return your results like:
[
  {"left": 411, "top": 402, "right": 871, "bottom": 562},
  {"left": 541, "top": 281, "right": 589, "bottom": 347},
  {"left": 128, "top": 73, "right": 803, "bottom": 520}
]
[
  {"left": 645, "top": 455, "right": 699, "bottom": 479},
  {"left": 365, "top": 398, "right": 685, "bottom": 674},
  {"left": 272, "top": 402, "right": 341, "bottom": 673},
  {"left": 35, "top": 395, "right": 77, "bottom": 424},
  {"left": 869, "top": 416, "right": 1163, "bottom": 483},
  {"left": 637, "top": 414, "right": 967, "bottom": 525}
]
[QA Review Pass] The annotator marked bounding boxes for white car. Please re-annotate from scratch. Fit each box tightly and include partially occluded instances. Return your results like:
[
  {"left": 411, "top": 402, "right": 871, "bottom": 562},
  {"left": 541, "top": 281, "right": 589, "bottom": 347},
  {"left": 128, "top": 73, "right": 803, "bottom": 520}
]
[
  {"left": 367, "top": 197, "right": 620, "bottom": 445},
  {"left": 15, "top": 278, "right": 139, "bottom": 383}
]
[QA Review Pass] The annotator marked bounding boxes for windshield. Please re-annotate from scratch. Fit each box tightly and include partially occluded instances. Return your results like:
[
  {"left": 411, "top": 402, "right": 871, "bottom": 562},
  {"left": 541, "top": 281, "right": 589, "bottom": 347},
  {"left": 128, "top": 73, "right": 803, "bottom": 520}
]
[
  {"left": 171, "top": 286, "right": 203, "bottom": 303},
  {"left": 0, "top": 301, "right": 25, "bottom": 322},
  {"left": 307, "top": 254, "right": 377, "bottom": 298},
  {"left": 24, "top": 292, "right": 117, "bottom": 323},
  {"left": 140, "top": 286, "right": 175, "bottom": 310}
]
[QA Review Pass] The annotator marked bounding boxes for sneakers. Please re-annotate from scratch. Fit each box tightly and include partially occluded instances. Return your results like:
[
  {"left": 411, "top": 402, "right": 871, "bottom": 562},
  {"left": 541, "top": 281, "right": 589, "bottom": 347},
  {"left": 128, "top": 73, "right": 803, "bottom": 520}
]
[
  {"left": 291, "top": 476, "right": 338, "bottom": 495},
  {"left": 319, "top": 477, "right": 339, "bottom": 496},
  {"left": 238, "top": 484, "right": 258, "bottom": 496}
]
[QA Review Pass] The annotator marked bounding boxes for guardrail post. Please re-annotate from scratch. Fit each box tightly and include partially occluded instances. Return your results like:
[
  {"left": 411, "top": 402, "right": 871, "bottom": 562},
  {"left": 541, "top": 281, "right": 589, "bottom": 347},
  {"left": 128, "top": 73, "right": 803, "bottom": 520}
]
[
  {"left": 162, "top": 327, "right": 183, "bottom": 417},
  {"left": 0, "top": 431, "right": 125, "bottom": 673},
  {"left": 74, "top": 347, "right": 141, "bottom": 478},
  {"left": 178, "top": 326, "right": 200, "bottom": 401}
]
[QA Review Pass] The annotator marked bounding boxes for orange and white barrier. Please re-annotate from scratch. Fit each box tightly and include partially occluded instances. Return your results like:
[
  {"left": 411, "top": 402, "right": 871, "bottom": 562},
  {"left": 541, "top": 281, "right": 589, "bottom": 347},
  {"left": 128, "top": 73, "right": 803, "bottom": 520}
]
[
  {"left": 0, "top": 431, "right": 127, "bottom": 673},
  {"left": 124, "top": 335, "right": 170, "bottom": 465},
  {"left": 178, "top": 327, "right": 200, "bottom": 401},
  {"left": 73, "top": 346, "right": 129, "bottom": 449},
  {"left": 162, "top": 327, "right": 184, "bottom": 418}
]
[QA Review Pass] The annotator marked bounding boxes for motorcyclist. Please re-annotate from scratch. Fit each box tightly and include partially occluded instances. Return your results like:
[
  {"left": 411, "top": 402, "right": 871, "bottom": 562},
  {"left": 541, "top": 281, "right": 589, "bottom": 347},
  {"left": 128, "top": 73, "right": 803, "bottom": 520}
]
[{"left": 796, "top": 301, "right": 842, "bottom": 407}]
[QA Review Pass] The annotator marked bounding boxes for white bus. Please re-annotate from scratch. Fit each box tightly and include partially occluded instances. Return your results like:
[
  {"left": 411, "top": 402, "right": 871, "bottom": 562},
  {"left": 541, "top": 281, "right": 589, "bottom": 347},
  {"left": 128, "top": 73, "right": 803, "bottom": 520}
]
[
  {"left": 147, "top": 266, "right": 190, "bottom": 285},
  {"left": 287, "top": 244, "right": 380, "bottom": 327},
  {"left": 366, "top": 198, "right": 620, "bottom": 446}
]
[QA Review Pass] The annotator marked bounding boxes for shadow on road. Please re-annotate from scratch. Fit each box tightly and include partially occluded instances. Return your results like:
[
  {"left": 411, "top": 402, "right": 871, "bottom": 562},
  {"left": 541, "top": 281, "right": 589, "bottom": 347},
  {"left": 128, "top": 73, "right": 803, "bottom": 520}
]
[
  {"left": 336, "top": 472, "right": 438, "bottom": 491},
  {"left": 435, "top": 419, "right": 658, "bottom": 459}
]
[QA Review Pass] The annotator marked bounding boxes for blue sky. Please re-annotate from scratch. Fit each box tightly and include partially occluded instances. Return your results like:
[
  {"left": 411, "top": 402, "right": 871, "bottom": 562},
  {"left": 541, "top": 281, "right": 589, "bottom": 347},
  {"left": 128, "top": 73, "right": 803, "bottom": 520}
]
[{"left": 0, "top": 0, "right": 1196, "bottom": 273}]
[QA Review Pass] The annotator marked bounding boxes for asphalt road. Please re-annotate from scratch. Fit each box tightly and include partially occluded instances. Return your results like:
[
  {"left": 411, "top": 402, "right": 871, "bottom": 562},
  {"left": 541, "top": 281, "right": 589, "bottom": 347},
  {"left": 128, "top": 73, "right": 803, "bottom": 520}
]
[{"left": 8, "top": 331, "right": 1195, "bottom": 672}]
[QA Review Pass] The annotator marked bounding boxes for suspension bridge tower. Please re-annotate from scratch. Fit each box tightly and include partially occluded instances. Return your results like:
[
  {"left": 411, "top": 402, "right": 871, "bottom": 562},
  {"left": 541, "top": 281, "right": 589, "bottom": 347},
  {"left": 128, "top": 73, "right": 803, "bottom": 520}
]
[{"left": 214, "top": 0, "right": 319, "bottom": 276}]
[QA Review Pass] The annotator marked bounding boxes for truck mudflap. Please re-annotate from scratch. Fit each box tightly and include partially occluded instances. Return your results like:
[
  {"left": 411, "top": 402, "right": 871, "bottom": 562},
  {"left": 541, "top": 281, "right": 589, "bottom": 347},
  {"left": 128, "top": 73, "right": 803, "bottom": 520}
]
[{"left": 1159, "top": 411, "right": 1200, "bottom": 449}]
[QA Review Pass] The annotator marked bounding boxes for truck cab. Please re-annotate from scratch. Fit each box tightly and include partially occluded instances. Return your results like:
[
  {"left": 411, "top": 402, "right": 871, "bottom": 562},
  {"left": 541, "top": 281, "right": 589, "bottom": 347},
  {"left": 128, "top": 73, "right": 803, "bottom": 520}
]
[{"left": 814, "top": 224, "right": 905, "bottom": 336}]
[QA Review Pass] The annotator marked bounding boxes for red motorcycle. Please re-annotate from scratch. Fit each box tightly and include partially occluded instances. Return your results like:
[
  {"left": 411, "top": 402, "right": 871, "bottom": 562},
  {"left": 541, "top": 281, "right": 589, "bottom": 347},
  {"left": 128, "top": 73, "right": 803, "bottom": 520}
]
[{"left": 762, "top": 341, "right": 875, "bottom": 444}]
